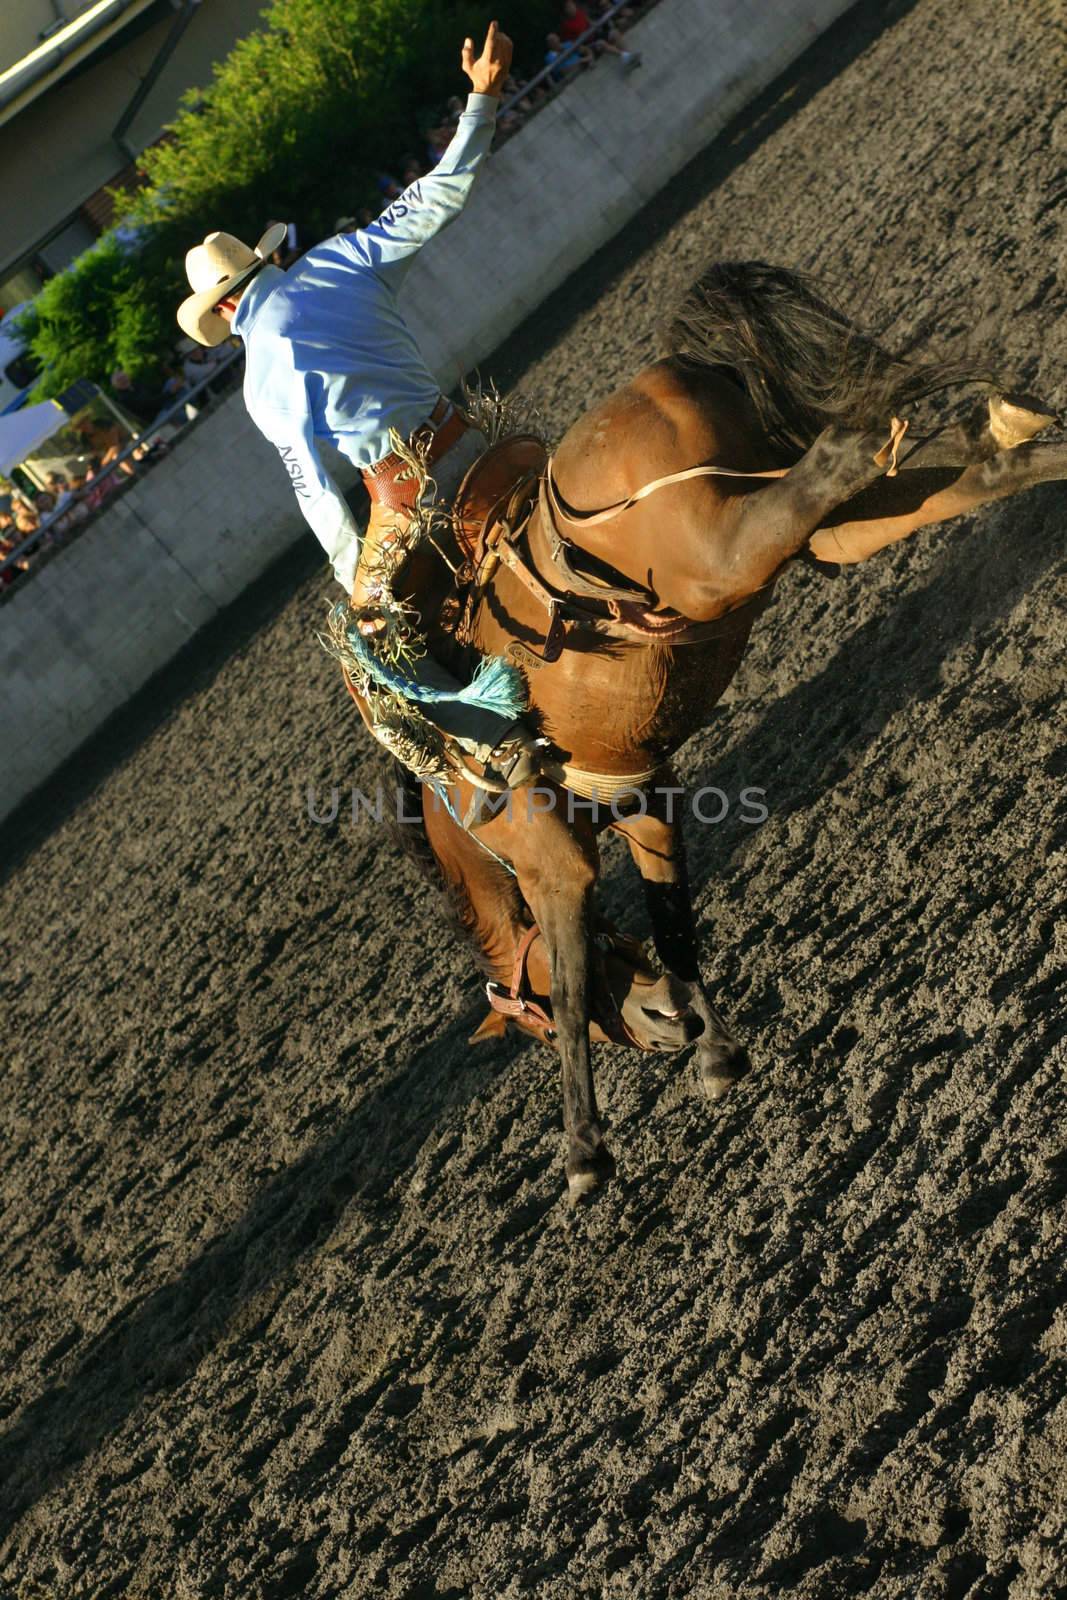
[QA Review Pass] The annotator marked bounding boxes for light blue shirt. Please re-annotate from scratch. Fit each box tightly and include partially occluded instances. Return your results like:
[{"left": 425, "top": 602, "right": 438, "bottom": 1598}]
[{"left": 233, "top": 92, "right": 497, "bottom": 592}]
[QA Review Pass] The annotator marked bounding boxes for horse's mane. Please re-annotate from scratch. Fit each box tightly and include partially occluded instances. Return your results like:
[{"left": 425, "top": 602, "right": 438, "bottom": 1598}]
[{"left": 661, "top": 261, "right": 994, "bottom": 454}]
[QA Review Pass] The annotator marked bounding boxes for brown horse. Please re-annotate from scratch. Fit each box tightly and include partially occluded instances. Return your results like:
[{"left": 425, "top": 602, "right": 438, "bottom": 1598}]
[{"left": 399, "top": 262, "right": 1064, "bottom": 1198}]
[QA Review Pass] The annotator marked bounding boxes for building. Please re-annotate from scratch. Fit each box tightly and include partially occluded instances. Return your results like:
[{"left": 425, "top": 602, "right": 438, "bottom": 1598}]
[{"left": 0, "top": 0, "right": 266, "bottom": 315}]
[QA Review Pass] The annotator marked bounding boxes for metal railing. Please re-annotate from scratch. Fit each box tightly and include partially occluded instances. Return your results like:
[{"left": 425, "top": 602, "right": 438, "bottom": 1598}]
[{"left": 0, "top": 345, "right": 244, "bottom": 588}]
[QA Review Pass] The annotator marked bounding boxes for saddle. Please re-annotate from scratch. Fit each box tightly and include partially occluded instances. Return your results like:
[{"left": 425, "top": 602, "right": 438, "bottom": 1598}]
[{"left": 451, "top": 433, "right": 549, "bottom": 571}]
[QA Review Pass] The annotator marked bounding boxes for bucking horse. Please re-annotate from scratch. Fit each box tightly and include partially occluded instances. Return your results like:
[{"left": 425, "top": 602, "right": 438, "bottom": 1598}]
[{"left": 335, "top": 262, "right": 1064, "bottom": 1199}]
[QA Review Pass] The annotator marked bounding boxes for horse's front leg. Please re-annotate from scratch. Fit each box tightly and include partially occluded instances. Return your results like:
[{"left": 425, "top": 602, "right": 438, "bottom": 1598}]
[
  {"left": 683, "top": 419, "right": 908, "bottom": 613},
  {"left": 507, "top": 802, "right": 614, "bottom": 1199},
  {"left": 809, "top": 400, "right": 1065, "bottom": 563},
  {"left": 611, "top": 776, "right": 749, "bottom": 1098}
]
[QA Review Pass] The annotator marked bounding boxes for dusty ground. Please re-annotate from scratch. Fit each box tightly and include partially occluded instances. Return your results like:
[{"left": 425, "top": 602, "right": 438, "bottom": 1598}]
[{"left": 1, "top": 0, "right": 1065, "bottom": 1595}]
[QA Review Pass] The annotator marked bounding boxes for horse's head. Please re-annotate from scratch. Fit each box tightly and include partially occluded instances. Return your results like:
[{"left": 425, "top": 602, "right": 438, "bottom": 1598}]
[{"left": 589, "top": 932, "right": 705, "bottom": 1053}]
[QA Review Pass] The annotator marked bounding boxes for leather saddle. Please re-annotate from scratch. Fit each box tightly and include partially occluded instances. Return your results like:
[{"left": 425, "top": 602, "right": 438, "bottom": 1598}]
[{"left": 451, "top": 433, "right": 548, "bottom": 570}]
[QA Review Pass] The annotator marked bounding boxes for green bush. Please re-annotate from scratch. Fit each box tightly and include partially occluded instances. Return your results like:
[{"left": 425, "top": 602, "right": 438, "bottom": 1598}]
[{"left": 22, "top": 0, "right": 554, "bottom": 397}]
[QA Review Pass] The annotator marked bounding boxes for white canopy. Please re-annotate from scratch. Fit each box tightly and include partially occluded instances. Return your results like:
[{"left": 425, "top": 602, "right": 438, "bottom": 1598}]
[{"left": 0, "top": 400, "right": 67, "bottom": 476}]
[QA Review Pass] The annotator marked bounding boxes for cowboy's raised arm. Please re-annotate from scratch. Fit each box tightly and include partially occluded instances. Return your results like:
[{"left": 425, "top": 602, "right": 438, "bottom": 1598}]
[{"left": 344, "top": 22, "right": 513, "bottom": 285}]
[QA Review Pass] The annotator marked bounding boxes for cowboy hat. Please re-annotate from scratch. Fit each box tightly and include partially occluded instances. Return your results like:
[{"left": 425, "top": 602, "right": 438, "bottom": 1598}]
[{"left": 177, "top": 223, "right": 288, "bottom": 346}]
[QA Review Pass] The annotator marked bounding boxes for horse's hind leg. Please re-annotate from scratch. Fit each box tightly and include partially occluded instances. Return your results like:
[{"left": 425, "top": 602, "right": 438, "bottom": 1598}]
[
  {"left": 503, "top": 804, "right": 615, "bottom": 1199},
  {"left": 611, "top": 778, "right": 749, "bottom": 1098}
]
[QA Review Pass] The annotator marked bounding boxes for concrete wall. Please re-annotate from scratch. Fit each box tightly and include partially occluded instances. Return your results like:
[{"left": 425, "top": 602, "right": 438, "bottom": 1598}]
[{"left": 1, "top": 0, "right": 854, "bottom": 824}]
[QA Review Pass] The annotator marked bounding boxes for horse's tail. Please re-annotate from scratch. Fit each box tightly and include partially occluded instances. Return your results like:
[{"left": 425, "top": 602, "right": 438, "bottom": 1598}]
[{"left": 661, "top": 261, "right": 995, "bottom": 454}]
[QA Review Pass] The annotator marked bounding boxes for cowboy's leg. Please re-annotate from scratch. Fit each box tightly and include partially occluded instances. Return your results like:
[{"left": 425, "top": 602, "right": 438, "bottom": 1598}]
[
  {"left": 351, "top": 499, "right": 406, "bottom": 617},
  {"left": 351, "top": 427, "right": 542, "bottom": 782},
  {"left": 610, "top": 777, "right": 748, "bottom": 1097}
]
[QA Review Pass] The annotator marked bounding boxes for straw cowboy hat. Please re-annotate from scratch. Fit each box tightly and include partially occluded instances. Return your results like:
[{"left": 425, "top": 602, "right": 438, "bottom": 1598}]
[{"left": 177, "top": 223, "right": 287, "bottom": 346}]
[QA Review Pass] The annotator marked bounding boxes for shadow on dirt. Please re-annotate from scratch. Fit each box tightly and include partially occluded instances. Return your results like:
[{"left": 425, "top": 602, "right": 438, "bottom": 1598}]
[{"left": 0, "top": 1002, "right": 520, "bottom": 1528}]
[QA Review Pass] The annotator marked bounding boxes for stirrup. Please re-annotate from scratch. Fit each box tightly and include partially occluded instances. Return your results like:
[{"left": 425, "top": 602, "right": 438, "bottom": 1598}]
[{"left": 485, "top": 722, "right": 548, "bottom": 789}]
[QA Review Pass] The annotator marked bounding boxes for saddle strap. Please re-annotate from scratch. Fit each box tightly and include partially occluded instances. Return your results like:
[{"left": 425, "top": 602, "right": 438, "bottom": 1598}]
[
  {"left": 490, "top": 483, "right": 771, "bottom": 658},
  {"left": 484, "top": 923, "right": 645, "bottom": 1048},
  {"left": 485, "top": 924, "right": 556, "bottom": 1039},
  {"left": 538, "top": 478, "right": 656, "bottom": 605},
  {"left": 543, "top": 454, "right": 789, "bottom": 529}
]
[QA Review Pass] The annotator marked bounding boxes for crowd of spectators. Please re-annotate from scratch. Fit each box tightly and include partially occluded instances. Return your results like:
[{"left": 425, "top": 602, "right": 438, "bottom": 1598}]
[{"left": 0, "top": 345, "right": 239, "bottom": 591}]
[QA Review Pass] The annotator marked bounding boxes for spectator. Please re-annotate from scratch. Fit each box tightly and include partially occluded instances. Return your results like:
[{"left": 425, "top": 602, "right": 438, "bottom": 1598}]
[
  {"left": 559, "top": 0, "right": 592, "bottom": 40},
  {"left": 424, "top": 123, "right": 453, "bottom": 166},
  {"left": 0, "top": 525, "right": 24, "bottom": 586},
  {"left": 561, "top": 0, "right": 641, "bottom": 68},
  {"left": 83, "top": 456, "right": 124, "bottom": 512},
  {"left": 76, "top": 418, "right": 135, "bottom": 477},
  {"left": 263, "top": 220, "right": 302, "bottom": 268},
  {"left": 499, "top": 72, "right": 546, "bottom": 132},
  {"left": 12, "top": 496, "right": 39, "bottom": 537},
  {"left": 54, "top": 489, "right": 89, "bottom": 537},
  {"left": 545, "top": 30, "right": 590, "bottom": 83},
  {"left": 111, "top": 368, "right": 169, "bottom": 427},
  {"left": 592, "top": 0, "right": 636, "bottom": 28},
  {"left": 47, "top": 471, "right": 72, "bottom": 507}
]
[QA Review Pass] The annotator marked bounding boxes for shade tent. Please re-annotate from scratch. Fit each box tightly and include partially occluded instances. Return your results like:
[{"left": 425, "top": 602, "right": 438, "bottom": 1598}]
[{"left": 0, "top": 401, "right": 68, "bottom": 476}]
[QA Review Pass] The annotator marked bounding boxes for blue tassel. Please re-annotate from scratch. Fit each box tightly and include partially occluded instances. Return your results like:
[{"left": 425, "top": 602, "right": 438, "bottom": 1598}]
[
  {"left": 454, "top": 651, "right": 529, "bottom": 718},
  {"left": 341, "top": 610, "right": 527, "bottom": 720}
]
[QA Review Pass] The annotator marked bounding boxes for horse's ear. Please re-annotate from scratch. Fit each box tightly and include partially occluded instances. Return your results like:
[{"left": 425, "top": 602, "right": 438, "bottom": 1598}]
[{"left": 469, "top": 1009, "right": 509, "bottom": 1045}]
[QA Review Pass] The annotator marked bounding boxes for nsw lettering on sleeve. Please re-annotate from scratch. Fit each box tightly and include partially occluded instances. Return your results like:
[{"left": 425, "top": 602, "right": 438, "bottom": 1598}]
[{"left": 277, "top": 444, "right": 310, "bottom": 498}]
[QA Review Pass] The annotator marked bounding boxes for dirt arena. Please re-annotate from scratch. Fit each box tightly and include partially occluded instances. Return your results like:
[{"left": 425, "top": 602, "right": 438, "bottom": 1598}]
[{"left": 2, "top": 1, "right": 1065, "bottom": 1594}]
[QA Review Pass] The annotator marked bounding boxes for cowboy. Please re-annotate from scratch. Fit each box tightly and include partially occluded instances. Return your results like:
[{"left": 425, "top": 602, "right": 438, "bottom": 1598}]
[{"left": 177, "top": 21, "right": 540, "bottom": 787}]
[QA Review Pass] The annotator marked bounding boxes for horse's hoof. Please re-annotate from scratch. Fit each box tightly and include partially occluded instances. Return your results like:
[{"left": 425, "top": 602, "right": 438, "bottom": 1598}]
[
  {"left": 567, "top": 1168, "right": 602, "bottom": 1203},
  {"left": 700, "top": 1042, "right": 751, "bottom": 1101},
  {"left": 566, "top": 1137, "right": 616, "bottom": 1203},
  {"left": 988, "top": 394, "right": 1057, "bottom": 449}
]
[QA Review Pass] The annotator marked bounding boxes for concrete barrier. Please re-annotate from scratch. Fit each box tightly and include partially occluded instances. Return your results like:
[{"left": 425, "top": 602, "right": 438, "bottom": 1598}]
[{"left": 0, "top": 0, "right": 853, "bottom": 823}]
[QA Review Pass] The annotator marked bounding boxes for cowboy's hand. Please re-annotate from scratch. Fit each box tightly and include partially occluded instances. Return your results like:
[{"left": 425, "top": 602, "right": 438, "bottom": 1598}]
[
  {"left": 461, "top": 20, "right": 513, "bottom": 98},
  {"left": 354, "top": 604, "right": 387, "bottom": 638}
]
